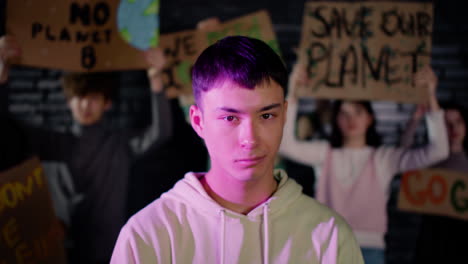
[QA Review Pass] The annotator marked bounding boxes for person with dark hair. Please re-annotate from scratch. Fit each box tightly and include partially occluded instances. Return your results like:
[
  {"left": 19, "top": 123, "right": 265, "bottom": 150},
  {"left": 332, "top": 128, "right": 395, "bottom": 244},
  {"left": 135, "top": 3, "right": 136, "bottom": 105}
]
[
  {"left": 111, "top": 36, "right": 364, "bottom": 264},
  {"left": 401, "top": 100, "right": 468, "bottom": 263},
  {"left": 0, "top": 35, "right": 173, "bottom": 264},
  {"left": 279, "top": 64, "right": 449, "bottom": 264},
  {"left": 440, "top": 103, "right": 468, "bottom": 156},
  {"left": 329, "top": 100, "right": 382, "bottom": 148},
  {"left": 402, "top": 101, "right": 468, "bottom": 162}
]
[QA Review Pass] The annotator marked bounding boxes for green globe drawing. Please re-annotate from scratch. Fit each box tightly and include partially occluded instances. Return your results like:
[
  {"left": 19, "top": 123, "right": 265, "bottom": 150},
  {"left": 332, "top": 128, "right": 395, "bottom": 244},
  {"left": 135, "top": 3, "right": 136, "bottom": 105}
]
[{"left": 117, "top": 0, "right": 160, "bottom": 50}]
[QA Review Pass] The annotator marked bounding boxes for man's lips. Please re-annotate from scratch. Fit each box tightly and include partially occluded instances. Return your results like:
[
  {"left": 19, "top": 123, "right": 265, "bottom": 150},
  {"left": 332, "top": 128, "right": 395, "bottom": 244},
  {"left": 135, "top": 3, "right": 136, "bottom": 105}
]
[
  {"left": 235, "top": 156, "right": 266, "bottom": 166},
  {"left": 81, "top": 112, "right": 93, "bottom": 118}
]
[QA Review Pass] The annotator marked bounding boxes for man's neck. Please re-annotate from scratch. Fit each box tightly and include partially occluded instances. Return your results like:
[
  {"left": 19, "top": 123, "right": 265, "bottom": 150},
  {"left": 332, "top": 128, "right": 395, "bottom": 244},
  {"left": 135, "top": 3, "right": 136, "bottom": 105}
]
[{"left": 201, "top": 169, "right": 278, "bottom": 215}]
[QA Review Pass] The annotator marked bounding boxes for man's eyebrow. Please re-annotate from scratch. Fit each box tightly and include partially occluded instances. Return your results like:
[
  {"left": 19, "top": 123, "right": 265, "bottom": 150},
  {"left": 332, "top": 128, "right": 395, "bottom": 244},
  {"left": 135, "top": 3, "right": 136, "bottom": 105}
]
[
  {"left": 259, "top": 103, "right": 282, "bottom": 112},
  {"left": 217, "top": 103, "right": 282, "bottom": 114},
  {"left": 217, "top": 107, "right": 243, "bottom": 113}
]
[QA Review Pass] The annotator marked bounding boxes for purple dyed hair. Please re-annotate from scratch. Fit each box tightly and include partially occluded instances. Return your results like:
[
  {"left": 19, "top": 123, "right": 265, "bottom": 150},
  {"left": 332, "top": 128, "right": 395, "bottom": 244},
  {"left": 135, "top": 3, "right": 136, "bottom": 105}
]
[{"left": 191, "top": 36, "right": 287, "bottom": 107}]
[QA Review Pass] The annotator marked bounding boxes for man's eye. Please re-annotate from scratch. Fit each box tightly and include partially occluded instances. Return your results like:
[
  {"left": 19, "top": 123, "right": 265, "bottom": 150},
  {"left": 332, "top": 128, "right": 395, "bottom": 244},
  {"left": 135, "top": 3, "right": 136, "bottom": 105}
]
[
  {"left": 224, "top": 116, "right": 237, "bottom": 122},
  {"left": 262, "top": 113, "right": 273, "bottom": 119}
]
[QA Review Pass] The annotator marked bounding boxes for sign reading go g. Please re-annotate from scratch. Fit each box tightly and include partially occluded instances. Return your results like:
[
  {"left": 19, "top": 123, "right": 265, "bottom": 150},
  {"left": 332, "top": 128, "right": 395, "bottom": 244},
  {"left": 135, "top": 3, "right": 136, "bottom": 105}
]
[{"left": 398, "top": 169, "right": 468, "bottom": 220}]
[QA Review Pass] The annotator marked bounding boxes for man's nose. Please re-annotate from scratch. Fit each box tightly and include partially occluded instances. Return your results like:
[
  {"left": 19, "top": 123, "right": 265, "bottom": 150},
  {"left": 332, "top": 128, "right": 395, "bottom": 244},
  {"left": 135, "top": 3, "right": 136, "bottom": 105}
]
[
  {"left": 79, "top": 98, "right": 90, "bottom": 109},
  {"left": 239, "top": 120, "right": 259, "bottom": 149}
]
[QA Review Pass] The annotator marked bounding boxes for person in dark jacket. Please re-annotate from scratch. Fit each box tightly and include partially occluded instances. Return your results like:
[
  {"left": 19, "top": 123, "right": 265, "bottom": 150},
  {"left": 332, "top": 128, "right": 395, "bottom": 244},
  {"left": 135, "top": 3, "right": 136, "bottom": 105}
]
[{"left": 0, "top": 35, "right": 172, "bottom": 264}]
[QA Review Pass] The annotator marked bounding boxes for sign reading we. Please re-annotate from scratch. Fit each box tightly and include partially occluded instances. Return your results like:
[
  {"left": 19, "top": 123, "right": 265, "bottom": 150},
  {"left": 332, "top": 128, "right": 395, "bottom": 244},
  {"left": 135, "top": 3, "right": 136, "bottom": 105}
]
[
  {"left": 158, "top": 10, "right": 280, "bottom": 100},
  {"left": 297, "top": 2, "right": 433, "bottom": 103},
  {"left": 0, "top": 158, "right": 66, "bottom": 264},
  {"left": 203, "top": 10, "right": 281, "bottom": 56},
  {"left": 398, "top": 169, "right": 468, "bottom": 221},
  {"left": 159, "top": 30, "right": 203, "bottom": 97},
  {"left": 6, "top": 0, "right": 159, "bottom": 72}
]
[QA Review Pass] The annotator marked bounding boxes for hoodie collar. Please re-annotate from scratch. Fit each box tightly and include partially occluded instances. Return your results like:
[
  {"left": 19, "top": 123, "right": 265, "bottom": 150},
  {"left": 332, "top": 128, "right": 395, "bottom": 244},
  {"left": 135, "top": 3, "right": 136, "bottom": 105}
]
[{"left": 163, "top": 169, "right": 303, "bottom": 220}]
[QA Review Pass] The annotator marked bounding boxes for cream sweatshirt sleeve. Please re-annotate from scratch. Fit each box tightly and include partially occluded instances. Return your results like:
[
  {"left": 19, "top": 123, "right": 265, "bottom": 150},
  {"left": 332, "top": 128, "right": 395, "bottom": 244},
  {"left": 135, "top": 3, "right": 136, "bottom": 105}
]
[
  {"left": 375, "top": 110, "right": 449, "bottom": 189},
  {"left": 110, "top": 222, "right": 160, "bottom": 264},
  {"left": 337, "top": 220, "right": 365, "bottom": 264},
  {"left": 279, "top": 99, "right": 330, "bottom": 167}
]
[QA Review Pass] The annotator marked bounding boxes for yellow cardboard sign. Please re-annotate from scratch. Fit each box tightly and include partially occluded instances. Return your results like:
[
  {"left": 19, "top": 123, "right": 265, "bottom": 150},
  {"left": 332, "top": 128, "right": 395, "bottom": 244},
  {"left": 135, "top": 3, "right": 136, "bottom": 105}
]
[{"left": 0, "top": 157, "right": 66, "bottom": 264}]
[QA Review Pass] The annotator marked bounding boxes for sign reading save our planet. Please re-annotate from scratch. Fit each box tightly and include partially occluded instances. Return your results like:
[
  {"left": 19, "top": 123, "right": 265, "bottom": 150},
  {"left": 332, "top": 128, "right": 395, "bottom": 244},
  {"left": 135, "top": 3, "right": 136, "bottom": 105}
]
[{"left": 297, "top": 1, "right": 433, "bottom": 103}]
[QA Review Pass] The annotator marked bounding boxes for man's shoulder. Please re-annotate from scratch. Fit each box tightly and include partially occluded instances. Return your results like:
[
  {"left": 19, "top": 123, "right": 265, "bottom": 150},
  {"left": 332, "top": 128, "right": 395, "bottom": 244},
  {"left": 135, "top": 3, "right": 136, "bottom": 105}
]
[
  {"left": 291, "top": 194, "right": 352, "bottom": 229},
  {"left": 124, "top": 196, "right": 180, "bottom": 232},
  {"left": 131, "top": 194, "right": 177, "bottom": 218}
]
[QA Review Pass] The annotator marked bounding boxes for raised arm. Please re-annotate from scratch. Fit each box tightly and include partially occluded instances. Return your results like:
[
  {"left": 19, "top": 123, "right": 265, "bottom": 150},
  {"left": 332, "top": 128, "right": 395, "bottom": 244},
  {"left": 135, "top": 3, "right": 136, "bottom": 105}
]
[
  {"left": 400, "top": 104, "right": 426, "bottom": 148},
  {"left": 278, "top": 63, "right": 329, "bottom": 166},
  {"left": 0, "top": 35, "right": 21, "bottom": 84},
  {"left": 1, "top": 35, "right": 76, "bottom": 161},
  {"left": 129, "top": 47, "right": 173, "bottom": 155},
  {"left": 378, "top": 66, "right": 449, "bottom": 178}
]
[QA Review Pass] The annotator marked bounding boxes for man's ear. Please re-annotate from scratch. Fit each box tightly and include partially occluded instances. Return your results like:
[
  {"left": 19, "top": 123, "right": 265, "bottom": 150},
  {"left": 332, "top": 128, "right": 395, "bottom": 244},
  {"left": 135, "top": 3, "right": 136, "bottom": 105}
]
[{"left": 190, "top": 104, "right": 204, "bottom": 139}]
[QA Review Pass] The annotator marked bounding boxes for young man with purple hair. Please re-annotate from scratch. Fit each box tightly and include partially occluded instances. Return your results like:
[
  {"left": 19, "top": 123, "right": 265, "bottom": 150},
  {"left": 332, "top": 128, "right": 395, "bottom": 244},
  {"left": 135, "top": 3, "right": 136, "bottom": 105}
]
[{"left": 110, "top": 36, "right": 363, "bottom": 264}]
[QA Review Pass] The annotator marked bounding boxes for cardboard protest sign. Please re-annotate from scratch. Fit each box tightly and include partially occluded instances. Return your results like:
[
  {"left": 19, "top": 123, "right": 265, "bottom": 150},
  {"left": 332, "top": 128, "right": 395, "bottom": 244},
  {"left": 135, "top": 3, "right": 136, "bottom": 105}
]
[
  {"left": 202, "top": 10, "right": 281, "bottom": 55},
  {"left": 297, "top": 1, "right": 433, "bottom": 103},
  {"left": 0, "top": 157, "right": 66, "bottom": 264},
  {"left": 158, "top": 10, "right": 280, "bottom": 101},
  {"left": 117, "top": 0, "right": 160, "bottom": 50},
  {"left": 6, "top": 0, "right": 159, "bottom": 72},
  {"left": 398, "top": 169, "right": 468, "bottom": 221},
  {"left": 159, "top": 30, "right": 205, "bottom": 98}
]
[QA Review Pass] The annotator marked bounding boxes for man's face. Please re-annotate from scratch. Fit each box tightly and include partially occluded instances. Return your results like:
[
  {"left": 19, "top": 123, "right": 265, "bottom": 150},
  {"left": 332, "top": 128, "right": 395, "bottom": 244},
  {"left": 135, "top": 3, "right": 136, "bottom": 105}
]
[
  {"left": 190, "top": 80, "right": 287, "bottom": 182},
  {"left": 445, "top": 109, "right": 466, "bottom": 149},
  {"left": 337, "top": 102, "right": 372, "bottom": 141},
  {"left": 68, "top": 93, "right": 111, "bottom": 126}
]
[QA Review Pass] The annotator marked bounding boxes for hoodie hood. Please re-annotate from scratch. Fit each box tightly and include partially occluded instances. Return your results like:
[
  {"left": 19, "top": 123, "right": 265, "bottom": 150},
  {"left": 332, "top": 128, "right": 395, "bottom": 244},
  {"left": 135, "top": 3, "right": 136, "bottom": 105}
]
[
  {"left": 110, "top": 169, "right": 365, "bottom": 264},
  {"left": 161, "top": 169, "right": 303, "bottom": 264},
  {"left": 162, "top": 169, "right": 303, "bottom": 220}
]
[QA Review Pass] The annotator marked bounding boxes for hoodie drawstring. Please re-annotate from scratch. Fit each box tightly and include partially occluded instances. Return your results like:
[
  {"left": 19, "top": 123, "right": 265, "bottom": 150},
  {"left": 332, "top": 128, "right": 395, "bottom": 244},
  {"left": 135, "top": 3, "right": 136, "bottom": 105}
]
[
  {"left": 263, "top": 203, "right": 270, "bottom": 264},
  {"left": 219, "top": 209, "right": 226, "bottom": 264},
  {"left": 219, "top": 205, "right": 270, "bottom": 264}
]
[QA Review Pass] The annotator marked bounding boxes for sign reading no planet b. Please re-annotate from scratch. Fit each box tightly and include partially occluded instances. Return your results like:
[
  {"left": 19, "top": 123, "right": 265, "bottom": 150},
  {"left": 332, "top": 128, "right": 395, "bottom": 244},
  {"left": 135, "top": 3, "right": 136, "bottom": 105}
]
[
  {"left": 398, "top": 169, "right": 468, "bottom": 221},
  {"left": 6, "top": 0, "right": 160, "bottom": 72},
  {"left": 298, "top": 1, "right": 433, "bottom": 103}
]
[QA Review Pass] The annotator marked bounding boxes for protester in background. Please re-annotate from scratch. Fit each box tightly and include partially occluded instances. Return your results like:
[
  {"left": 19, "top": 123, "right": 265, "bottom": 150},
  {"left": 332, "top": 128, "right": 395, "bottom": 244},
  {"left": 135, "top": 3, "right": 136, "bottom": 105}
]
[
  {"left": 127, "top": 91, "right": 209, "bottom": 218},
  {"left": 401, "top": 101, "right": 468, "bottom": 263},
  {"left": 0, "top": 35, "right": 172, "bottom": 264},
  {"left": 125, "top": 16, "right": 215, "bottom": 217},
  {"left": 280, "top": 65, "right": 449, "bottom": 264},
  {"left": 111, "top": 36, "right": 364, "bottom": 264}
]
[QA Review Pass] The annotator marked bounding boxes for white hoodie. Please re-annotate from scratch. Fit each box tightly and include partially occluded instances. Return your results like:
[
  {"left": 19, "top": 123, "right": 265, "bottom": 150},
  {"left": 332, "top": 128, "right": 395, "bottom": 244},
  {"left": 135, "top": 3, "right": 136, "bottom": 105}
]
[{"left": 111, "top": 169, "right": 364, "bottom": 264}]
